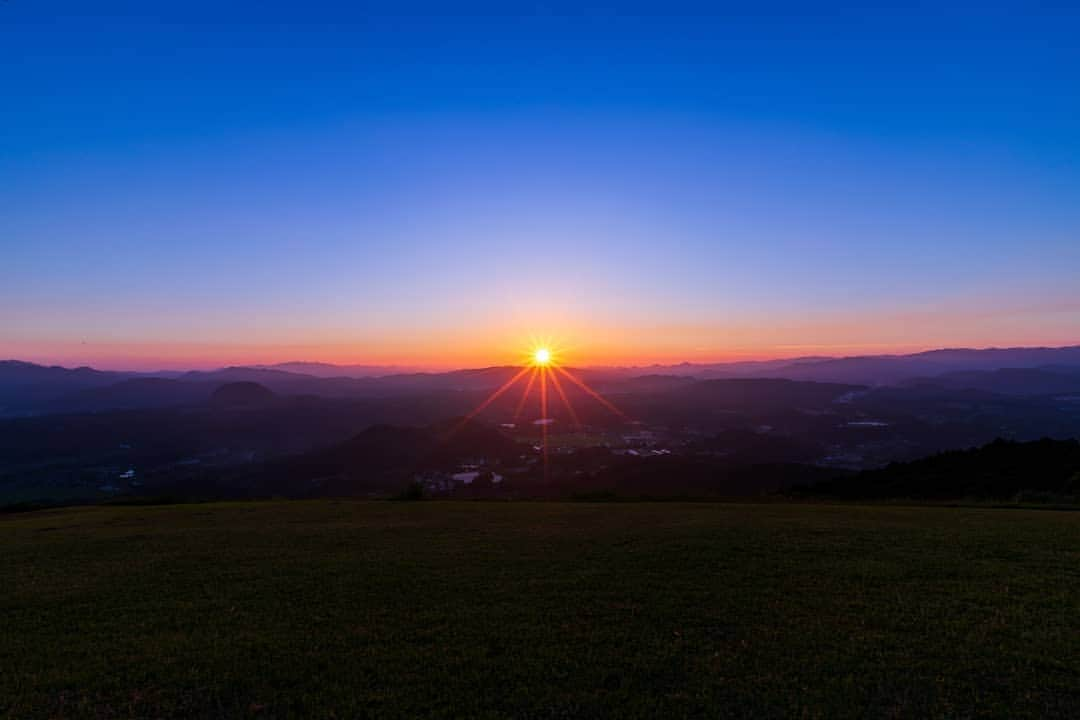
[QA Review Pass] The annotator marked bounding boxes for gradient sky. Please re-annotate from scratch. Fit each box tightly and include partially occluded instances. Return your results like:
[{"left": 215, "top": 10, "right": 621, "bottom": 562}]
[{"left": 3, "top": 2, "right": 1079, "bottom": 369}]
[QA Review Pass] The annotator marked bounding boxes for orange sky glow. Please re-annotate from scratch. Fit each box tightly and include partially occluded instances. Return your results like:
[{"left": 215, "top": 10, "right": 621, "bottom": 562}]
[{"left": 6, "top": 299, "right": 1079, "bottom": 372}]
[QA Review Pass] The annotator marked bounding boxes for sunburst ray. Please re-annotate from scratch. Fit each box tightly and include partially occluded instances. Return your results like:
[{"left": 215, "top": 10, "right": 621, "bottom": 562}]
[
  {"left": 554, "top": 365, "right": 628, "bottom": 421},
  {"left": 513, "top": 367, "right": 539, "bottom": 422},
  {"left": 450, "top": 365, "right": 532, "bottom": 437},
  {"left": 547, "top": 367, "right": 581, "bottom": 429},
  {"left": 540, "top": 366, "right": 550, "bottom": 480}
]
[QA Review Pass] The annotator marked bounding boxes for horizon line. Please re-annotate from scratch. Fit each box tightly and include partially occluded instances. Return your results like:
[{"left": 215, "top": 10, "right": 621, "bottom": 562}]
[{"left": 5, "top": 341, "right": 1080, "bottom": 376}]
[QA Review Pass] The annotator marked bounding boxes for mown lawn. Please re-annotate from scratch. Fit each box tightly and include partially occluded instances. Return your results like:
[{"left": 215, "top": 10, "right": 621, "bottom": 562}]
[{"left": 3, "top": 501, "right": 1078, "bottom": 718}]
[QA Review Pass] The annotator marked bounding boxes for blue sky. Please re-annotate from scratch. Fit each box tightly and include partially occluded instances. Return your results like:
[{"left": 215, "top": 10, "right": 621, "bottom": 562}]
[{"left": 2, "top": 1, "right": 1079, "bottom": 368}]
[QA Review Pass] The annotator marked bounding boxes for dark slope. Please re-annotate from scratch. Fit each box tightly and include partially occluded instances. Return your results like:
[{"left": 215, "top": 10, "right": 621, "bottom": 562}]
[
  {"left": 210, "top": 382, "right": 277, "bottom": 407},
  {"left": 51, "top": 378, "right": 216, "bottom": 412},
  {"left": 800, "top": 437, "right": 1080, "bottom": 500},
  {"left": 251, "top": 419, "right": 521, "bottom": 497}
]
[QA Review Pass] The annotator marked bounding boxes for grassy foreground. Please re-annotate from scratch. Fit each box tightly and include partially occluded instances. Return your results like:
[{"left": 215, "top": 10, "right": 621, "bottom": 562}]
[{"left": 3, "top": 501, "right": 1079, "bottom": 719}]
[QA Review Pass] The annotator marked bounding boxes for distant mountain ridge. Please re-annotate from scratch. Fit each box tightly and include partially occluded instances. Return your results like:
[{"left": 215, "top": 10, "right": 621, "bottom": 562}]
[
  {"left": 903, "top": 366, "right": 1080, "bottom": 396},
  {"left": 649, "top": 345, "right": 1080, "bottom": 385},
  {"left": 3, "top": 344, "right": 1080, "bottom": 415},
  {"left": 0, "top": 360, "right": 134, "bottom": 414},
  {"left": 254, "top": 362, "right": 421, "bottom": 378}
]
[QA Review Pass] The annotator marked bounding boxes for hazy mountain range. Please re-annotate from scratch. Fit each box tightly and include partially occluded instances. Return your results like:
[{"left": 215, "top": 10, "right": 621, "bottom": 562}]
[
  {"left": 2, "top": 344, "right": 1080, "bottom": 416},
  {"left": 253, "top": 362, "right": 423, "bottom": 378}
]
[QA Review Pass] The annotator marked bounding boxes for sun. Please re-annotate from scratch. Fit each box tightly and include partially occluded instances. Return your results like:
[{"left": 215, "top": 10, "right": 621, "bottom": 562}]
[{"left": 533, "top": 347, "right": 552, "bottom": 366}]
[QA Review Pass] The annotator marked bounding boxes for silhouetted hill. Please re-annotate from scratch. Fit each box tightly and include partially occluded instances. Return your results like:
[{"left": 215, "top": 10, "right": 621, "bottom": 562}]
[
  {"left": 0, "top": 360, "right": 121, "bottom": 385},
  {"left": 52, "top": 378, "right": 214, "bottom": 412},
  {"left": 0, "top": 360, "right": 131, "bottom": 414},
  {"left": 210, "top": 382, "right": 277, "bottom": 407},
  {"left": 254, "top": 419, "right": 520, "bottom": 496},
  {"left": 799, "top": 438, "right": 1080, "bottom": 501}
]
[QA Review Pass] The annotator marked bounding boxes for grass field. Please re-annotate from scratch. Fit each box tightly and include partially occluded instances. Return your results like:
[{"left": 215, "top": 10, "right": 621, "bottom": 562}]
[{"left": 3, "top": 501, "right": 1079, "bottom": 719}]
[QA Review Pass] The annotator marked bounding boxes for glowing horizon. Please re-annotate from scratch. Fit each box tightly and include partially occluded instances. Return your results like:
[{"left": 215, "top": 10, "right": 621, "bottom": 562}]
[
  {"left": 4, "top": 302, "right": 1080, "bottom": 373},
  {"left": 5, "top": 334, "right": 1080, "bottom": 373}
]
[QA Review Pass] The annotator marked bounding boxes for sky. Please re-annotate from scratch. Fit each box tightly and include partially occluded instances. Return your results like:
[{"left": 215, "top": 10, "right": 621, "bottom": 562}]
[{"left": 2, "top": 1, "right": 1079, "bottom": 370}]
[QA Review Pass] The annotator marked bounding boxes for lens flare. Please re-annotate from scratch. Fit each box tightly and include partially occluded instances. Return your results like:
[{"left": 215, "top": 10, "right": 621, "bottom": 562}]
[{"left": 447, "top": 336, "right": 629, "bottom": 483}]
